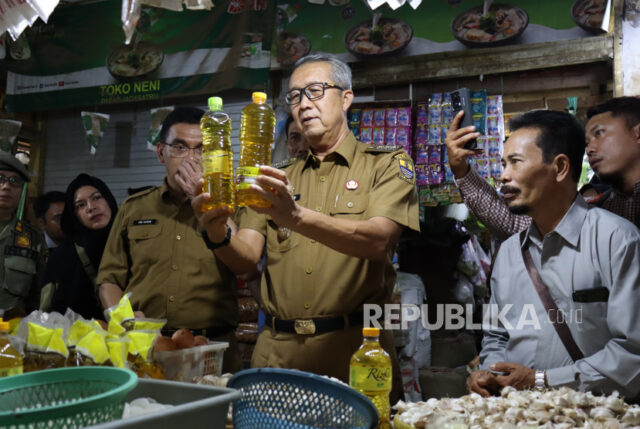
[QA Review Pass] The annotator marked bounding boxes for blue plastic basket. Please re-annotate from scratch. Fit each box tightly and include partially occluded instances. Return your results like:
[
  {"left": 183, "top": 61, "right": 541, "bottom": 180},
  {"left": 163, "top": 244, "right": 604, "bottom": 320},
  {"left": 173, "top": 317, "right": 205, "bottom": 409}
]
[{"left": 227, "top": 368, "right": 378, "bottom": 429}]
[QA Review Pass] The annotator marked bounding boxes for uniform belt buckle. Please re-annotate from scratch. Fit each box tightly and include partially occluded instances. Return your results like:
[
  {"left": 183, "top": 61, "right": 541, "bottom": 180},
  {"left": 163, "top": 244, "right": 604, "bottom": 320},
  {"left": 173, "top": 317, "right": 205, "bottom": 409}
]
[{"left": 294, "top": 319, "right": 316, "bottom": 335}]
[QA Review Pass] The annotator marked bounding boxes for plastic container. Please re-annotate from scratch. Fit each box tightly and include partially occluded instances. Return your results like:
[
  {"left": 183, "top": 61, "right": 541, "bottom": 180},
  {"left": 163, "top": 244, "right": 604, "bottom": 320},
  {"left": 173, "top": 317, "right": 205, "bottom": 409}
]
[
  {"left": 236, "top": 91, "right": 275, "bottom": 208},
  {"left": 0, "top": 317, "right": 22, "bottom": 378},
  {"left": 350, "top": 327, "right": 392, "bottom": 429},
  {"left": 153, "top": 341, "right": 228, "bottom": 383},
  {"left": 88, "top": 378, "right": 241, "bottom": 429},
  {"left": 0, "top": 366, "right": 138, "bottom": 428},
  {"left": 228, "top": 368, "right": 378, "bottom": 429},
  {"left": 201, "top": 96, "right": 235, "bottom": 211}
]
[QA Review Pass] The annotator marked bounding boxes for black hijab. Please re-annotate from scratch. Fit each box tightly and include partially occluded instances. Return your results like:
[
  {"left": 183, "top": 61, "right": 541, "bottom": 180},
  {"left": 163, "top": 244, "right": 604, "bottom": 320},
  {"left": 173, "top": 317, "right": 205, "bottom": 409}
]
[{"left": 60, "top": 174, "right": 118, "bottom": 269}]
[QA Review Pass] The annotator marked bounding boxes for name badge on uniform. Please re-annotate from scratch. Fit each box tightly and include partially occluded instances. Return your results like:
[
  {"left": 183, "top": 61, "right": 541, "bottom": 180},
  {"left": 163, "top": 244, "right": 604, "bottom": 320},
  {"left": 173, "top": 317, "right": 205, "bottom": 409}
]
[{"left": 133, "top": 219, "right": 157, "bottom": 226}]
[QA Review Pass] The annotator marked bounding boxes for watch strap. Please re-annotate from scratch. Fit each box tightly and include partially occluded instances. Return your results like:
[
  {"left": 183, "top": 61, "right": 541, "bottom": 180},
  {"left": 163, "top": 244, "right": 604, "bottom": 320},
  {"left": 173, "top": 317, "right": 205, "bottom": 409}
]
[{"left": 201, "top": 224, "right": 231, "bottom": 250}]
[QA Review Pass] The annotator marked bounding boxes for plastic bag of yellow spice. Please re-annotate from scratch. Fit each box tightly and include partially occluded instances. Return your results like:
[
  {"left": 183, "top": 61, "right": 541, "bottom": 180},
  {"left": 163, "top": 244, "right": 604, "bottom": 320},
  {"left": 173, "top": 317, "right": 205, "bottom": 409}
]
[
  {"left": 105, "top": 293, "right": 136, "bottom": 331},
  {"left": 24, "top": 322, "right": 69, "bottom": 372},
  {"left": 125, "top": 330, "right": 165, "bottom": 379}
]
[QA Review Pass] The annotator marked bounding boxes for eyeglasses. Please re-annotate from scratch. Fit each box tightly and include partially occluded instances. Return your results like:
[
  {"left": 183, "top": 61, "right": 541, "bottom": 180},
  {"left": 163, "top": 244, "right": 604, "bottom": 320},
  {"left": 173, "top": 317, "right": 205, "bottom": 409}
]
[
  {"left": 285, "top": 82, "right": 344, "bottom": 106},
  {"left": 0, "top": 174, "right": 24, "bottom": 188},
  {"left": 163, "top": 142, "right": 203, "bottom": 158}
]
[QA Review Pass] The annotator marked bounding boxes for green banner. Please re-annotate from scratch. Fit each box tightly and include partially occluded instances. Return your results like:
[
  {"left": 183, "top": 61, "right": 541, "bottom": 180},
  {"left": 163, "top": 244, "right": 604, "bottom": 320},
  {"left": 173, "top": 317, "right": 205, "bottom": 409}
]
[
  {"left": 272, "top": 0, "right": 602, "bottom": 68},
  {"left": 5, "top": 1, "right": 276, "bottom": 112}
]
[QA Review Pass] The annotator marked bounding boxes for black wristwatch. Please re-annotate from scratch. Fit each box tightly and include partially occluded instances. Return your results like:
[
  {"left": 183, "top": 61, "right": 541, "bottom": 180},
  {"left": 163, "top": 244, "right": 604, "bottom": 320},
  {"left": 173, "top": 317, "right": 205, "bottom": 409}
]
[{"left": 201, "top": 224, "right": 232, "bottom": 250}]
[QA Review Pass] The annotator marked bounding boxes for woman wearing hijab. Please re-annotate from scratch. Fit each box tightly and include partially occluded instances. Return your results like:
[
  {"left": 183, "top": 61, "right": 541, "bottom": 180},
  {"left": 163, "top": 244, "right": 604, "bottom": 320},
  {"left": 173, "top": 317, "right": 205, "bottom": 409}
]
[{"left": 40, "top": 174, "right": 118, "bottom": 320}]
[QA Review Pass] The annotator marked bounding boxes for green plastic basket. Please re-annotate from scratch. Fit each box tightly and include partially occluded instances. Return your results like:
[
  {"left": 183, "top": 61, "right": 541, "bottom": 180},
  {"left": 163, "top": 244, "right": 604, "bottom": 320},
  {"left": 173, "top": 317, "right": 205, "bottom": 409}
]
[{"left": 0, "top": 367, "right": 138, "bottom": 428}]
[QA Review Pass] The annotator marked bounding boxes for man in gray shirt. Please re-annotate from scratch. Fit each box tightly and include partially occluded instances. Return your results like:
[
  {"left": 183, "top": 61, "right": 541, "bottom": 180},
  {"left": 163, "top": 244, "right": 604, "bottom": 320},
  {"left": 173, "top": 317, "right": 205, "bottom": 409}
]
[{"left": 467, "top": 110, "right": 640, "bottom": 398}]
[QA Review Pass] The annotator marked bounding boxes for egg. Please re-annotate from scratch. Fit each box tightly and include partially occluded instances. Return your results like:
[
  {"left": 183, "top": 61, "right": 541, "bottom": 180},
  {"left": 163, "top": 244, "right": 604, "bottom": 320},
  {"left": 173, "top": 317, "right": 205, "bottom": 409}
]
[
  {"left": 171, "top": 328, "right": 195, "bottom": 349},
  {"left": 193, "top": 335, "right": 209, "bottom": 347},
  {"left": 154, "top": 335, "right": 177, "bottom": 352}
]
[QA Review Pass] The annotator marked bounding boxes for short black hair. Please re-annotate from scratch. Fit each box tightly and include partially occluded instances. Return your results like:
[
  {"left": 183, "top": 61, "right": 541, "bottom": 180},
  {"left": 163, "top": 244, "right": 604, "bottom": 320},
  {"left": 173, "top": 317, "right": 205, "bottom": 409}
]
[
  {"left": 508, "top": 110, "right": 585, "bottom": 182},
  {"left": 33, "top": 191, "right": 66, "bottom": 218},
  {"left": 158, "top": 107, "right": 205, "bottom": 144},
  {"left": 285, "top": 115, "right": 295, "bottom": 138},
  {"left": 587, "top": 96, "right": 640, "bottom": 130}
]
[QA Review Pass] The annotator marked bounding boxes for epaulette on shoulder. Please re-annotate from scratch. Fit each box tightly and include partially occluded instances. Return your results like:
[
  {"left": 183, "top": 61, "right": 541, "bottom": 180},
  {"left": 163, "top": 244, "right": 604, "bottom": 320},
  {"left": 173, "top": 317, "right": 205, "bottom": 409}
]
[
  {"left": 272, "top": 156, "right": 302, "bottom": 169},
  {"left": 123, "top": 185, "right": 158, "bottom": 203},
  {"left": 364, "top": 144, "right": 402, "bottom": 153}
]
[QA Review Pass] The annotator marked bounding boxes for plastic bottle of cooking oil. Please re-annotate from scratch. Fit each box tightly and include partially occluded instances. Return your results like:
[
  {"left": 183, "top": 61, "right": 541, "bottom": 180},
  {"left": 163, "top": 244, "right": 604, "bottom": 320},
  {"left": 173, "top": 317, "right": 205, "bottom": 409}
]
[
  {"left": 236, "top": 91, "right": 275, "bottom": 208},
  {"left": 200, "top": 96, "right": 234, "bottom": 211},
  {"left": 349, "top": 327, "right": 392, "bottom": 429},
  {"left": 0, "top": 318, "right": 23, "bottom": 378}
]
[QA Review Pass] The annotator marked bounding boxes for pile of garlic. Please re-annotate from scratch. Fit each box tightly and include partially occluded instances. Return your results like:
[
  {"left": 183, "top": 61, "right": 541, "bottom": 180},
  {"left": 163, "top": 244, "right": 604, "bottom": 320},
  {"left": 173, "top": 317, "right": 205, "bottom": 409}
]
[{"left": 393, "top": 386, "right": 640, "bottom": 429}]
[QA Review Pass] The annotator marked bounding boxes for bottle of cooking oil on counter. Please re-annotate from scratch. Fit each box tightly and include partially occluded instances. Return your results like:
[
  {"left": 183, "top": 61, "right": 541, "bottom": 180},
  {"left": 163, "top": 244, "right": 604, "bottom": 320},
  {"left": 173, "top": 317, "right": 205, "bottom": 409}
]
[
  {"left": 350, "top": 327, "right": 392, "bottom": 429},
  {"left": 200, "top": 96, "right": 235, "bottom": 211},
  {"left": 0, "top": 318, "right": 23, "bottom": 378},
  {"left": 236, "top": 91, "right": 275, "bottom": 208}
]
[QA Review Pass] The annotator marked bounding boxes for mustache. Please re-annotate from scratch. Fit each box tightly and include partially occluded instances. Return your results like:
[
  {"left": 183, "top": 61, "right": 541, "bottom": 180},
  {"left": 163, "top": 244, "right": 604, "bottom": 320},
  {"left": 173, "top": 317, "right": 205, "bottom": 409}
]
[{"left": 500, "top": 186, "right": 520, "bottom": 195}]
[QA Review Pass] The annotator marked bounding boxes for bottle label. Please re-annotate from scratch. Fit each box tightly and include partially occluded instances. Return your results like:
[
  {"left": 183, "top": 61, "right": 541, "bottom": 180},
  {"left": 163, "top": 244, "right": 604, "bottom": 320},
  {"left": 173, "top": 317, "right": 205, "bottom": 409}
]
[
  {"left": 349, "top": 366, "right": 391, "bottom": 392},
  {"left": 202, "top": 151, "right": 230, "bottom": 174},
  {"left": 236, "top": 166, "right": 259, "bottom": 190},
  {"left": 0, "top": 366, "right": 23, "bottom": 377}
]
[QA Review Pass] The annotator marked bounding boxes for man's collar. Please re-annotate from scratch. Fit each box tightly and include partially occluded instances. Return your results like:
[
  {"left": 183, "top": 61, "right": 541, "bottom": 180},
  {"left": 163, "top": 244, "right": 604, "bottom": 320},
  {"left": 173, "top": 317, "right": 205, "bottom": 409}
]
[
  {"left": 160, "top": 178, "right": 187, "bottom": 205},
  {"left": 304, "top": 132, "right": 358, "bottom": 168},
  {"left": 523, "top": 194, "right": 588, "bottom": 249}
]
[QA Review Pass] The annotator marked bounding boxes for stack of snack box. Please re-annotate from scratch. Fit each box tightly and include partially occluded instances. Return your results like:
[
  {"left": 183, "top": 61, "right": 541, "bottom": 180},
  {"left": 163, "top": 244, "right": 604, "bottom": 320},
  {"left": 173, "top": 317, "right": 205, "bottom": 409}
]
[{"left": 349, "top": 105, "right": 413, "bottom": 157}]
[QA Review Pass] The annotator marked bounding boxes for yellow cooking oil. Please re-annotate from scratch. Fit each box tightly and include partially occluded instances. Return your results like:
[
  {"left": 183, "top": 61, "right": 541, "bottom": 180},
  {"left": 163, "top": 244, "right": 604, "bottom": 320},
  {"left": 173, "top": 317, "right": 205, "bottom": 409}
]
[
  {"left": 349, "top": 327, "right": 392, "bottom": 429},
  {"left": 0, "top": 318, "right": 23, "bottom": 378},
  {"left": 200, "top": 96, "right": 235, "bottom": 211},
  {"left": 236, "top": 91, "right": 275, "bottom": 208}
]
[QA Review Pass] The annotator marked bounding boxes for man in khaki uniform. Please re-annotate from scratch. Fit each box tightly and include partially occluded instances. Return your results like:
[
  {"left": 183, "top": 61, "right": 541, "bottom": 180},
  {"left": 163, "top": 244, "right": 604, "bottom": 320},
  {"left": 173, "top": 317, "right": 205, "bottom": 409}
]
[
  {"left": 98, "top": 107, "right": 240, "bottom": 372},
  {"left": 192, "top": 55, "right": 419, "bottom": 394},
  {"left": 0, "top": 152, "right": 46, "bottom": 316}
]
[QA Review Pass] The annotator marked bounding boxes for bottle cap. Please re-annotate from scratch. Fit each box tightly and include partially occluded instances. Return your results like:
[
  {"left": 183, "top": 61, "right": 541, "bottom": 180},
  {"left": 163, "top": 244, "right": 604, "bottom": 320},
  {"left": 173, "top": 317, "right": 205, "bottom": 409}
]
[
  {"left": 208, "top": 96, "right": 223, "bottom": 111},
  {"left": 0, "top": 318, "right": 8, "bottom": 332},
  {"left": 252, "top": 91, "right": 267, "bottom": 104},
  {"left": 363, "top": 327, "right": 380, "bottom": 337}
]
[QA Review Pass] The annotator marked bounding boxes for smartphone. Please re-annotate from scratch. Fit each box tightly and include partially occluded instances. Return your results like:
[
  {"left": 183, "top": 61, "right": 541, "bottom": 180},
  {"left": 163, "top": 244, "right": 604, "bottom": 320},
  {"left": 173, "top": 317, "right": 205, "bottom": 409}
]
[{"left": 450, "top": 88, "right": 476, "bottom": 149}]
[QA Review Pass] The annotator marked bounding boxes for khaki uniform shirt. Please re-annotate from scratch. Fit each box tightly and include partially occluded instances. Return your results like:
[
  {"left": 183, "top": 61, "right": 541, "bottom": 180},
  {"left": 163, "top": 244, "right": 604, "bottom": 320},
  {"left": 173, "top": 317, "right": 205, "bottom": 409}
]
[
  {"left": 97, "top": 180, "right": 237, "bottom": 329},
  {"left": 0, "top": 217, "right": 46, "bottom": 313},
  {"left": 239, "top": 133, "right": 420, "bottom": 320}
]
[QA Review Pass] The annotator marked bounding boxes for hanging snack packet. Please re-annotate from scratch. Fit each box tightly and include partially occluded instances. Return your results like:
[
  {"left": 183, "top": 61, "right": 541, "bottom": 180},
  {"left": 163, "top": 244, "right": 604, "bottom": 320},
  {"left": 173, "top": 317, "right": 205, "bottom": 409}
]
[
  {"left": 361, "top": 109, "right": 374, "bottom": 127},
  {"left": 80, "top": 112, "right": 110, "bottom": 155},
  {"left": 398, "top": 107, "right": 412, "bottom": 127},
  {"left": 360, "top": 127, "right": 373, "bottom": 144},
  {"left": 385, "top": 108, "right": 398, "bottom": 128},
  {"left": 147, "top": 106, "right": 174, "bottom": 150},
  {"left": 373, "top": 109, "right": 386, "bottom": 127},
  {"left": 385, "top": 127, "right": 397, "bottom": 146}
]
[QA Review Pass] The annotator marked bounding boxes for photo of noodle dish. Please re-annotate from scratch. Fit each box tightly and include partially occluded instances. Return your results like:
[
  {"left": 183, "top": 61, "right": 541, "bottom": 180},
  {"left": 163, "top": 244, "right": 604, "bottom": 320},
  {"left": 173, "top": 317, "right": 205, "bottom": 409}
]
[
  {"left": 451, "top": 3, "right": 529, "bottom": 48},
  {"left": 572, "top": 0, "right": 607, "bottom": 34},
  {"left": 344, "top": 17, "right": 413, "bottom": 57},
  {"left": 107, "top": 42, "right": 164, "bottom": 79},
  {"left": 276, "top": 32, "right": 311, "bottom": 67}
]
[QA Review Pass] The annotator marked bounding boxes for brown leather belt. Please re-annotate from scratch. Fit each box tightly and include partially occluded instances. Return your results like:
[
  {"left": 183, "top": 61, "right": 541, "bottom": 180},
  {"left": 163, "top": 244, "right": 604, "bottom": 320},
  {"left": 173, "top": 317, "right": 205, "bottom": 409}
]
[{"left": 264, "top": 312, "right": 363, "bottom": 335}]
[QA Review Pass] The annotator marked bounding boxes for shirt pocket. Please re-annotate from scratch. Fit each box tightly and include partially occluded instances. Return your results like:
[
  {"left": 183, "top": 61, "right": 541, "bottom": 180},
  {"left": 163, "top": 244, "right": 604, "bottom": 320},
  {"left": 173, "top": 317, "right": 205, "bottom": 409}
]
[
  {"left": 3, "top": 256, "right": 36, "bottom": 297},
  {"left": 329, "top": 194, "right": 369, "bottom": 218},
  {"left": 265, "top": 218, "right": 298, "bottom": 253},
  {"left": 127, "top": 225, "right": 163, "bottom": 265}
]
